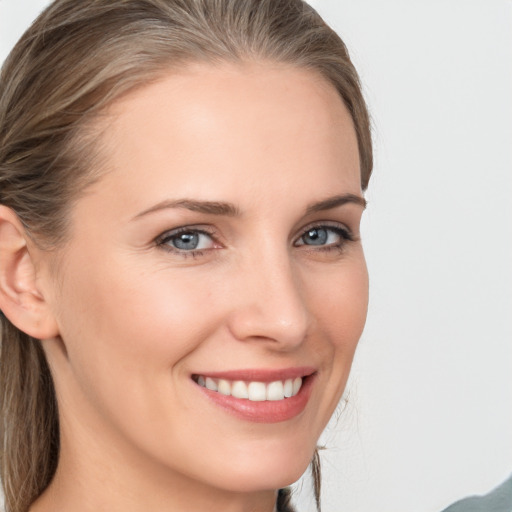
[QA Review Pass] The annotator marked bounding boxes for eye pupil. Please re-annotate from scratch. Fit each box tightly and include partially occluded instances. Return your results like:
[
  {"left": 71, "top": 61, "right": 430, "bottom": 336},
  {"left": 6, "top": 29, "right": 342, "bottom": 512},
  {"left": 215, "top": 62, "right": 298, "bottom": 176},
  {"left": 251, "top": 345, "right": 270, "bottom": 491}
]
[
  {"left": 304, "top": 228, "right": 328, "bottom": 245},
  {"left": 173, "top": 232, "right": 199, "bottom": 250}
]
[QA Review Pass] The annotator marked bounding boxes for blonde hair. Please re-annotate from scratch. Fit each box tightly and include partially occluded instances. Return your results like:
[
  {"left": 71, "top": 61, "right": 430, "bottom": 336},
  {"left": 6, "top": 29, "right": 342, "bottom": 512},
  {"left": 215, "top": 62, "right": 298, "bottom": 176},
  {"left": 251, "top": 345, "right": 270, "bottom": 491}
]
[{"left": 0, "top": 1, "right": 373, "bottom": 511}]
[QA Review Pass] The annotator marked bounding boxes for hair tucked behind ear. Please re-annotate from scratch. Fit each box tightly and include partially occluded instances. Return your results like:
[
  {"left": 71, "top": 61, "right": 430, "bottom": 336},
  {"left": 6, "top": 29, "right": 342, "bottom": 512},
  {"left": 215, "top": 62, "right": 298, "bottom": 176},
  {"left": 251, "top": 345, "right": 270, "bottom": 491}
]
[
  {"left": 0, "top": 322, "right": 59, "bottom": 512},
  {"left": 0, "top": 1, "right": 372, "bottom": 510}
]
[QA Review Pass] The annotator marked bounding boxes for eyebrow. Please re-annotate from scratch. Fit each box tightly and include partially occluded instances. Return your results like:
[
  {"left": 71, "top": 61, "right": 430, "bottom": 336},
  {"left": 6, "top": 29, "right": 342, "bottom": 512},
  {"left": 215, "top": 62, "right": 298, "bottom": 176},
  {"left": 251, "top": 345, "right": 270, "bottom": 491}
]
[
  {"left": 305, "top": 193, "right": 367, "bottom": 214},
  {"left": 133, "top": 199, "right": 241, "bottom": 219},
  {"left": 133, "top": 193, "right": 366, "bottom": 220}
]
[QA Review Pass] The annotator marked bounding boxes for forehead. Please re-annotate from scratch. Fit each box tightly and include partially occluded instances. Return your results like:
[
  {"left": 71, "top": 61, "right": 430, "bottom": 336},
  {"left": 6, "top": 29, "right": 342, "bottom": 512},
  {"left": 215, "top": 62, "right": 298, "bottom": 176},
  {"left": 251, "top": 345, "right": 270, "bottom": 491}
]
[{"left": 87, "top": 61, "right": 361, "bottom": 217}]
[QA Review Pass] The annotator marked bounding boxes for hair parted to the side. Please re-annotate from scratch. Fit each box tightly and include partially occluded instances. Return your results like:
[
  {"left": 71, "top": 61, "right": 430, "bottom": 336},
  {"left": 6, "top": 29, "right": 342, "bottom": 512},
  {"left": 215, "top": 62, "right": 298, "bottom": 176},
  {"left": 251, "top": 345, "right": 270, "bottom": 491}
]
[{"left": 0, "top": 1, "right": 372, "bottom": 511}]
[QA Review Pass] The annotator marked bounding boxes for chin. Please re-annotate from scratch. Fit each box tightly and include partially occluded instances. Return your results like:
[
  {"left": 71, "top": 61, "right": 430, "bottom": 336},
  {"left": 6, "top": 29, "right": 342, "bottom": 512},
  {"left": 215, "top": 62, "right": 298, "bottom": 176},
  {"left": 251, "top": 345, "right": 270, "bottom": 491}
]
[{"left": 205, "top": 439, "right": 316, "bottom": 493}]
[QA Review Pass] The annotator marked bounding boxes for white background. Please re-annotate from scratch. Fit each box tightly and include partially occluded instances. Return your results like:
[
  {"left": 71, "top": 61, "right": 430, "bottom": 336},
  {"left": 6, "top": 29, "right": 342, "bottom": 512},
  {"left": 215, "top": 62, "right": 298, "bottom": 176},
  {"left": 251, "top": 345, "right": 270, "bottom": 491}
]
[{"left": 1, "top": 1, "right": 511, "bottom": 511}]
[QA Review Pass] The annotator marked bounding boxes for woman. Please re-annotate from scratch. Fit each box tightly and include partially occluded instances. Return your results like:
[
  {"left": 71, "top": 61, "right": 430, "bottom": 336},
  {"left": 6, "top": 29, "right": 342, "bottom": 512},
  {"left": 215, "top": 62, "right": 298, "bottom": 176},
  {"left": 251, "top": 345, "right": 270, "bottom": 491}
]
[{"left": 0, "top": 1, "right": 372, "bottom": 511}]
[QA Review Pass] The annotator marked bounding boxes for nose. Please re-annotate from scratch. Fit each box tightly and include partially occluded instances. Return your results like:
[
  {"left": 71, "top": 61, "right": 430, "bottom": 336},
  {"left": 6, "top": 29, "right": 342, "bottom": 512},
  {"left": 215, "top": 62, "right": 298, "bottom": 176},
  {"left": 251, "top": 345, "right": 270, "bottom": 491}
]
[{"left": 226, "top": 251, "right": 311, "bottom": 350}]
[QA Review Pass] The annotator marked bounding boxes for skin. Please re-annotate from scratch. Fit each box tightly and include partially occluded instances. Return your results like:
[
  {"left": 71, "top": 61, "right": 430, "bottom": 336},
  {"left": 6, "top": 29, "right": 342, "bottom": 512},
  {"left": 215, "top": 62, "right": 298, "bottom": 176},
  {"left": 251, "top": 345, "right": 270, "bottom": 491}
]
[{"left": 1, "top": 62, "right": 368, "bottom": 512}]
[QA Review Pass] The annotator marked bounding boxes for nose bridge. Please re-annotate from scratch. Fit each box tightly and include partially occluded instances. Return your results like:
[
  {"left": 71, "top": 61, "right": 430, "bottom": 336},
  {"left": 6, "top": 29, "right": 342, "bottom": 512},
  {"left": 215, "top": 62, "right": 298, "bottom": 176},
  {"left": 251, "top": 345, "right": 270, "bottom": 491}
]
[{"left": 227, "top": 241, "right": 310, "bottom": 348}]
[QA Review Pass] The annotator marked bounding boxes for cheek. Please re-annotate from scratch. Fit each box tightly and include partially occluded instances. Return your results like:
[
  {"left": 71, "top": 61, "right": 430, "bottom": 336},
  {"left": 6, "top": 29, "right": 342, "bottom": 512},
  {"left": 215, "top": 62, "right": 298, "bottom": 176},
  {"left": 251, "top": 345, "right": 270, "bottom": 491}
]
[
  {"left": 76, "top": 256, "right": 211, "bottom": 338},
  {"left": 307, "top": 253, "right": 369, "bottom": 349},
  {"left": 304, "top": 254, "right": 368, "bottom": 409},
  {"left": 54, "top": 256, "right": 221, "bottom": 411},
  {"left": 52, "top": 258, "right": 230, "bottom": 462}
]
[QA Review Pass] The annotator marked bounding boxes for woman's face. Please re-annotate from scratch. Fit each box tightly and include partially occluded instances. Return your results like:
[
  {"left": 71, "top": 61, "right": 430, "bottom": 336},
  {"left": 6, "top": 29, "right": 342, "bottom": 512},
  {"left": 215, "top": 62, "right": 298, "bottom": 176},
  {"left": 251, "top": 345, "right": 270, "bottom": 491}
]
[{"left": 41, "top": 62, "right": 368, "bottom": 495}]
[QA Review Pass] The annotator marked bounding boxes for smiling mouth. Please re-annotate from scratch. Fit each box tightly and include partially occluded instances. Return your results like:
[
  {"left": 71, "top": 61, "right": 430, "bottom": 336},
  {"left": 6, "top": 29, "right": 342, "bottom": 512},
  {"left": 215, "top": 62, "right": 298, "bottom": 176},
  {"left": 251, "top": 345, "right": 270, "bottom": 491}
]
[
  {"left": 192, "top": 375, "right": 303, "bottom": 401},
  {"left": 192, "top": 369, "right": 316, "bottom": 422}
]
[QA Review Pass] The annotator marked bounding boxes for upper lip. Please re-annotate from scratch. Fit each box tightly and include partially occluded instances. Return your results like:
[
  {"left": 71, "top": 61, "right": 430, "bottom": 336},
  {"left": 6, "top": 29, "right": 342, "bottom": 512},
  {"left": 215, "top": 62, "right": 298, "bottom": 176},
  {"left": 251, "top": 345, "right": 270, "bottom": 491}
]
[{"left": 192, "top": 366, "right": 316, "bottom": 383}]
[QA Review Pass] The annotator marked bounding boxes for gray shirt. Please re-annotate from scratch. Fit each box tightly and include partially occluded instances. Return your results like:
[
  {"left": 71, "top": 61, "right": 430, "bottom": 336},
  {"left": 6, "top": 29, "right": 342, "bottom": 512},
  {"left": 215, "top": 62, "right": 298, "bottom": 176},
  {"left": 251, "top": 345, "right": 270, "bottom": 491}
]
[{"left": 441, "top": 474, "right": 512, "bottom": 512}]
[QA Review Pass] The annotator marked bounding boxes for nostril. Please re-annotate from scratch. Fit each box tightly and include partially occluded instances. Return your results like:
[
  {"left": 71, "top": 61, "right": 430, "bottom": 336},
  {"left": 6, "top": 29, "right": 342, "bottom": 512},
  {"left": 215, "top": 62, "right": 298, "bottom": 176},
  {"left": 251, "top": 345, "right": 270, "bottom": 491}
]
[{"left": 226, "top": 301, "right": 310, "bottom": 347}]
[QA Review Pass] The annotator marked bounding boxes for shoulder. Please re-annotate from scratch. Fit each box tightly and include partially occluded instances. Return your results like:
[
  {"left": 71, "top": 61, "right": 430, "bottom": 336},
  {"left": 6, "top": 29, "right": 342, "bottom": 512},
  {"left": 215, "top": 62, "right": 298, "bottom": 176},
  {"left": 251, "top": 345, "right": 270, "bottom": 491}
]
[{"left": 440, "top": 474, "right": 512, "bottom": 512}]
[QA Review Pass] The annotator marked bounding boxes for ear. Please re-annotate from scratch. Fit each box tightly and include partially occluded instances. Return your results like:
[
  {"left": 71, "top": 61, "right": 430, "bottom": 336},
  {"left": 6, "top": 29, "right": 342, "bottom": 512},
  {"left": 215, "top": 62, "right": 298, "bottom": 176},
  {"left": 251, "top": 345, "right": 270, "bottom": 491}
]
[{"left": 0, "top": 205, "right": 60, "bottom": 340}]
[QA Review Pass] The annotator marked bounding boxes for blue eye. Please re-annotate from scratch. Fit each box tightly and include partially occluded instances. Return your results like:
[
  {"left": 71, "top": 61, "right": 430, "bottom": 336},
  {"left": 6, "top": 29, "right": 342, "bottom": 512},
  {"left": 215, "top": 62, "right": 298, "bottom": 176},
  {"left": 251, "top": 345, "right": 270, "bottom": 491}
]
[
  {"left": 158, "top": 229, "right": 215, "bottom": 252},
  {"left": 296, "top": 225, "right": 352, "bottom": 248},
  {"left": 302, "top": 228, "right": 329, "bottom": 246}
]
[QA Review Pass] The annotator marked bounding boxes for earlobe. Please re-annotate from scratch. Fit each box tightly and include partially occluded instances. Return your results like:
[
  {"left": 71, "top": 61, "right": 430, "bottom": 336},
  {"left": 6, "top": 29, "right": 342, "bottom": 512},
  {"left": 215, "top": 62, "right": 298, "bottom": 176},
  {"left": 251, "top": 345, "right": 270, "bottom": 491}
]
[{"left": 0, "top": 205, "right": 60, "bottom": 340}]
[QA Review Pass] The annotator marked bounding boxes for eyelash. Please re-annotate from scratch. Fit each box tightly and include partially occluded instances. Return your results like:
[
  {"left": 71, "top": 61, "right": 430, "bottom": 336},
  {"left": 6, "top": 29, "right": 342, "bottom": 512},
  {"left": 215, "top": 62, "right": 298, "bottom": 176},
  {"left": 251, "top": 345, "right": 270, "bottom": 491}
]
[{"left": 155, "top": 223, "right": 356, "bottom": 258}]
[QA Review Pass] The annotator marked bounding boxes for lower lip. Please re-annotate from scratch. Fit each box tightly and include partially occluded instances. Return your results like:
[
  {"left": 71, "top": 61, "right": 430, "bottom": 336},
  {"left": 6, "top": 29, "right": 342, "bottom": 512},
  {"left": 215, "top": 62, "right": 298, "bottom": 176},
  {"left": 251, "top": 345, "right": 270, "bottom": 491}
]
[{"left": 195, "top": 375, "right": 315, "bottom": 423}]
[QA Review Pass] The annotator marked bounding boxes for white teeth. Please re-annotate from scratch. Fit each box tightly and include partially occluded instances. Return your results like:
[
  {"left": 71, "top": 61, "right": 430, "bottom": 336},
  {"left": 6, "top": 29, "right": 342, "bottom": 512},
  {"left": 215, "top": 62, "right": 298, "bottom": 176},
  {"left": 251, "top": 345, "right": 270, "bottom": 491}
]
[
  {"left": 293, "top": 377, "right": 302, "bottom": 395},
  {"left": 196, "top": 375, "right": 304, "bottom": 401},
  {"left": 267, "top": 380, "right": 285, "bottom": 401},
  {"left": 231, "top": 380, "right": 249, "bottom": 399},
  {"left": 248, "top": 382, "right": 267, "bottom": 401},
  {"left": 284, "top": 378, "right": 293, "bottom": 398},
  {"left": 205, "top": 377, "right": 218, "bottom": 392},
  {"left": 218, "top": 379, "right": 231, "bottom": 396}
]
